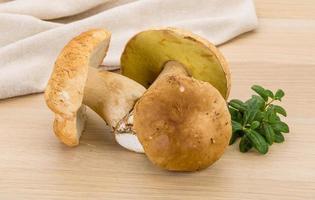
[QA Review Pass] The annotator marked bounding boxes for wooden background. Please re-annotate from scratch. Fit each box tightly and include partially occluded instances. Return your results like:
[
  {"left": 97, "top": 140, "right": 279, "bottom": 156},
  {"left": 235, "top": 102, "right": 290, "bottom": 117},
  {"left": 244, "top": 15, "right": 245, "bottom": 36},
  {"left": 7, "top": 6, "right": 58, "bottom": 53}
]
[{"left": 1, "top": 1, "right": 315, "bottom": 199}]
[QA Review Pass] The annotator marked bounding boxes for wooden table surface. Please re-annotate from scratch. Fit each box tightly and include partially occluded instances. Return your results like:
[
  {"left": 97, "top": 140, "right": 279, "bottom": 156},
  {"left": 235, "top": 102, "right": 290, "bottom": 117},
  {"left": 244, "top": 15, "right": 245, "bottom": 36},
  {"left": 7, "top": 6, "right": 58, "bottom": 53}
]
[{"left": 1, "top": 1, "right": 315, "bottom": 199}]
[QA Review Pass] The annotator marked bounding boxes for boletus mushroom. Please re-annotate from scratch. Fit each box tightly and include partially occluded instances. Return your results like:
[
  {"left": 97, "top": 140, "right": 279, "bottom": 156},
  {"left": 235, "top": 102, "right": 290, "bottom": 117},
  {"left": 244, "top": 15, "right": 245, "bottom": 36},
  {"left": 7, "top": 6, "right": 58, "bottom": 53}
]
[
  {"left": 45, "top": 29, "right": 145, "bottom": 151},
  {"left": 120, "top": 28, "right": 232, "bottom": 171}
]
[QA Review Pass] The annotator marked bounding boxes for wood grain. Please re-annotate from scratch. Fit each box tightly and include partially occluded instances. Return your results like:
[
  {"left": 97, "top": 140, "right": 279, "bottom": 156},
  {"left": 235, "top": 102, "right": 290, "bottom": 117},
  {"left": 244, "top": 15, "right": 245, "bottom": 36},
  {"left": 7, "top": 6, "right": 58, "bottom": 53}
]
[{"left": 1, "top": 1, "right": 315, "bottom": 199}]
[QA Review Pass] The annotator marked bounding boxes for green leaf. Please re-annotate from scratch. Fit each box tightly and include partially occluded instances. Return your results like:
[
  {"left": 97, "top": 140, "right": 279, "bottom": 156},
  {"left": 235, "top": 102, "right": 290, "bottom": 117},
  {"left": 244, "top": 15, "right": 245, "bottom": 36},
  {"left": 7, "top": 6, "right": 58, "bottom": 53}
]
[
  {"left": 229, "top": 99, "right": 247, "bottom": 112},
  {"left": 268, "top": 111, "right": 280, "bottom": 123},
  {"left": 264, "top": 106, "right": 280, "bottom": 123},
  {"left": 236, "top": 112, "right": 243, "bottom": 124},
  {"left": 251, "top": 85, "right": 268, "bottom": 101},
  {"left": 245, "top": 96, "right": 257, "bottom": 109},
  {"left": 229, "top": 107, "right": 239, "bottom": 120},
  {"left": 244, "top": 109, "right": 258, "bottom": 125},
  {"left": 254, "top": 111, "right": 264, "bottom": 122},
  {"left": 275, "top": 89, "right": 285, "bottom": 101},
  {"left": 230, "top": 131, "right": 241, "bottom": 145},
  {"left": 272, "top": 105, "right": 287, "bottom": 117},
  {"left": 271, "top": 121, "right": 289, "bottom": 133},
  {"left": 263, "top": 123, "right": 275, "bottom": 145},
  {"left": 274, "top": 132, "right": 285, "bottom": 143},
  {"left": 246, "top": 95, "right": 265, "bottom": 110},
  {"left": 232, "top": 120, "right": 243, "bottom": 132},
  {"left": 265, "top": 90, "right": 274, "bottom": 99},
  {"left": 239, "top": 136, "right": 253, "bottom": 152},
  {"left": 227, "top": 85, "right": 288, "bottom": 154},
  {"left": 246, "top": 129, "right": 269, "bottom": 154},
  {"left": 251, "top": 121, "right": 260, "bottom": 129}
]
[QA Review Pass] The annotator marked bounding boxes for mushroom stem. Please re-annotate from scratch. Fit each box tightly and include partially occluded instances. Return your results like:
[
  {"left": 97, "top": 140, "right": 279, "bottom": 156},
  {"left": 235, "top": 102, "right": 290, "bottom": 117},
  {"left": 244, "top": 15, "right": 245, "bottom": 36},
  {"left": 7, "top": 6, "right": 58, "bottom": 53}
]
[
  {"left": 154, "top": 61, "right": 189, "bottom": 84},
  {"left": 83, "top": 67, "right": 145, "bottom": 129},
  {"left": 82, "top": 67, "right": 146, "bottom": 153}
]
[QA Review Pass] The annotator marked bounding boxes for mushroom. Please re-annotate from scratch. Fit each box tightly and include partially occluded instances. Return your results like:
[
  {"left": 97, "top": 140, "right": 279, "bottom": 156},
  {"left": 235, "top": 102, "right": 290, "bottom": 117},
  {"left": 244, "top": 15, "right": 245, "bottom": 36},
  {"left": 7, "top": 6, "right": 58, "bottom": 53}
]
[
  {"left": 120, "top": 28, "right": 232, "bottom": 171},
  {"left": 45, "top": 29, "right": 145, "bottom": 151}
]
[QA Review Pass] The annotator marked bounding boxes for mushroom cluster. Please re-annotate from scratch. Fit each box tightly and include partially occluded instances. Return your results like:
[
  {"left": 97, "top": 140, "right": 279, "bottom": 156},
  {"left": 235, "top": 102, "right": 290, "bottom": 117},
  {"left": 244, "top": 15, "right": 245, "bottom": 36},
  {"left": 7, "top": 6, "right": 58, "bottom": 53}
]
[{"left": 45, "top": 28, "right": 232, "bottom": 171}]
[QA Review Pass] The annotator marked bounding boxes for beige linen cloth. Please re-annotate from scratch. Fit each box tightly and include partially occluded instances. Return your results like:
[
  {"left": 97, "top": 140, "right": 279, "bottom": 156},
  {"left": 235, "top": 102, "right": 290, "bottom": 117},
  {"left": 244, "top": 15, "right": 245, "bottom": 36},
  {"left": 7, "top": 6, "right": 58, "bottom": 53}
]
[{"left": 0, "top": 0, "right": 258, "bottom": 99}]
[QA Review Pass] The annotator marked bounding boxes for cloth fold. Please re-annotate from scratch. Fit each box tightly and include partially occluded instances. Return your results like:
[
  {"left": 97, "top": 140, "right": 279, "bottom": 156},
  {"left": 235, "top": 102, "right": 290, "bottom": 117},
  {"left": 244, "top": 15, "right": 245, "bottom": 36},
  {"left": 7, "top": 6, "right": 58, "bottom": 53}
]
[
  {"left": 0, "top": 0, "right": 258, "bottom": 99},
  {"left": 0, "top": 0, "right": 108, "bottom": 19}
]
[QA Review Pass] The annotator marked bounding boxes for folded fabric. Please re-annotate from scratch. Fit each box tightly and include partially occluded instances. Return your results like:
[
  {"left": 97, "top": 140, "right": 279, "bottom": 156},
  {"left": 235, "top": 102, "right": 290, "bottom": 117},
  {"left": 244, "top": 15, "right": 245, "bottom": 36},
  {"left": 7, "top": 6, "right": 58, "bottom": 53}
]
[
  {"left": 0, "top": 0, "right": 258, "bottom": 99},
  {"left": 0, "top": 0, "right": 107, "bottom": 19}
]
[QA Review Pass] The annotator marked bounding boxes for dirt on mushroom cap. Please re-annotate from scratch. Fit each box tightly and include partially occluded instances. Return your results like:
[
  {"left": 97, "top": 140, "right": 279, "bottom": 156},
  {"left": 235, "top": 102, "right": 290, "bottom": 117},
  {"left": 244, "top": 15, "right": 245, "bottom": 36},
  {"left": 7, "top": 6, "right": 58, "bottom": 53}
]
[{"left": 133, "top": 74, "right": 232, "bottom": 171}]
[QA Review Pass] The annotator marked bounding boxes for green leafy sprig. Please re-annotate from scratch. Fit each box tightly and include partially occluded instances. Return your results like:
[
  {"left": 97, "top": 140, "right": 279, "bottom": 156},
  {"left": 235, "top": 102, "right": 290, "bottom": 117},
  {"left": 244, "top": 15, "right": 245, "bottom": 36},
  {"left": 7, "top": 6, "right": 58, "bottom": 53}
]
[{"left": 228, "top": 85, "right": 289, "bottom": 154}]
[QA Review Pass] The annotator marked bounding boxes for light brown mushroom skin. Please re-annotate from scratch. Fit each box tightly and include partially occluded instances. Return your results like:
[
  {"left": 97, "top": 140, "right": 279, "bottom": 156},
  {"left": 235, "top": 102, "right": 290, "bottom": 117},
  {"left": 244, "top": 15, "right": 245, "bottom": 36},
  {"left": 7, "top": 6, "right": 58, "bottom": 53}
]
[
  {"left": 45, "top": 29, "right": 111, "bottom": 146},
  {"left": 53, "top": 106, "right": 87, "bottom": 146},
  {"left": 134, "top": 62, "right": 232, "bottom": 171},
  {"left": 45, "top": 29, "right": 145, "bottom": 147},
  {"left": 49, "top": 68, "right": 145, "bottom": 147},
  {"left": 45, "top": 29, "right": 110, "bottom": 116}
]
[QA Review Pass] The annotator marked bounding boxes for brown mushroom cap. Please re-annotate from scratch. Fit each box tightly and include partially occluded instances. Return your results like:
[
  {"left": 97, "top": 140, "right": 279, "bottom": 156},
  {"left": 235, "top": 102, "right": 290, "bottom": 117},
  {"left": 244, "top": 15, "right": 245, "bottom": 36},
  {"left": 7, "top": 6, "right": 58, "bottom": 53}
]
[
  {"left": 121, "top": 28, "right": 231, "bottom": 99},
  {"left": 45, "top": 29, "right": 110, "bottom": 117},
  {"left": 133, "top": 73, "right": 232, "bottom": 171},
  {"left": 45, "top": 29, "right": 111, "bottom": 146}
]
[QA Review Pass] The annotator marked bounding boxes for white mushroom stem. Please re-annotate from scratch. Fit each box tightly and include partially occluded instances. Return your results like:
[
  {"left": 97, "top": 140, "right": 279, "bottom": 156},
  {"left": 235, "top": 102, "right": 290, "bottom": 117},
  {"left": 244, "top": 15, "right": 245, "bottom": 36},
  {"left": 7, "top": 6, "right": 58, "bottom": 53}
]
[
  {"left": 81, "top": 67, "right": 145, "bottom": 152},
  {"left": 83, "top": 67, "right": 144, "bottom": 128},
  {"left": 153, "top": 61, "right": 189, "bottom": 83},
  {"left": 115, "top": 111, "right": 144, "bottom": 153}
]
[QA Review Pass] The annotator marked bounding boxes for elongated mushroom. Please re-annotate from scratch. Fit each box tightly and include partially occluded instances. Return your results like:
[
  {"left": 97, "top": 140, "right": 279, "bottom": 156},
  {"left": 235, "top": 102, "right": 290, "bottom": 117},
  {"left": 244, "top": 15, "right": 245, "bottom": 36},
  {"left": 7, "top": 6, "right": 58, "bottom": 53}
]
[
  {"left": 120, "top": 28, "right": 232, "bottom": 171},
  {"left": 45, "top": 29, "right": 145, "bottom": 150}
]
